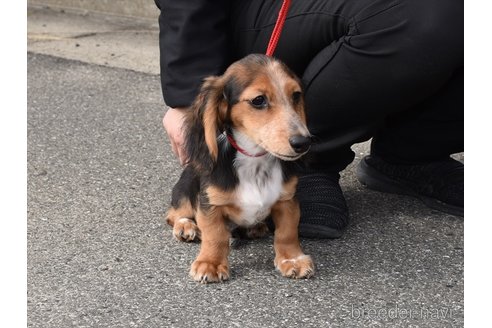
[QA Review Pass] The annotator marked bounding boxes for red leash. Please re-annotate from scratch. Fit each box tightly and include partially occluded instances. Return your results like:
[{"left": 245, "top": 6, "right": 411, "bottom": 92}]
[{"left": 265, "top": 0, "right": 292, "bottom": 57}]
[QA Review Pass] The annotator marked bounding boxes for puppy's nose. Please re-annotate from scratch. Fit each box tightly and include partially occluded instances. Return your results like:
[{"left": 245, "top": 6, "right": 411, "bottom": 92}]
[{"left": 289, "top": 135, "right": 311, "bottom": 153}]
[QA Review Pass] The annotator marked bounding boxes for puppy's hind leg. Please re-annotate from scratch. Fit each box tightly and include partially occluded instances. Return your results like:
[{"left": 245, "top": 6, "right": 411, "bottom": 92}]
[
  {"left": 232, "top": 222, "right": 270, "bottom": 240},
  {"left": 166, "top": 201, "right": 199, "bottom": 242},
  {"left": 166, "top": 166, "right": 201, "bottom": 242}
]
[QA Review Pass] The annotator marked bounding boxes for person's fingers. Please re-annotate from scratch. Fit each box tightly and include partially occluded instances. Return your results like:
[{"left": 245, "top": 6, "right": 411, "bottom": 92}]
[
  {"left": 166, "top": 130, "right": 187, "bottom": 164},
  {"left": 177, "top": 146, "right": 187, "bottom": 166},
  {"left": 175, "top": 138, "right": 189, "bottom": 165},
  {"left": 162, "top": 106, "right": 189, "bottom": 165},
  {"left": 169, "top": 138, "right": 179, "bottom": 158}
]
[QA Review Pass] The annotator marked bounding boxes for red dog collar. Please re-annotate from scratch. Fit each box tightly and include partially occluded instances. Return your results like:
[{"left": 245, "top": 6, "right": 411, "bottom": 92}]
[{"left": 226, "top": 133, "right": 268, "bottom": 157}]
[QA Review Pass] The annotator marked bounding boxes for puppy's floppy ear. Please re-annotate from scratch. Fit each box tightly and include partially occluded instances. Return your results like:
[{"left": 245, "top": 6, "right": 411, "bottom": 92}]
[{"left": 197, "top": 76, "right": 227, "bottom": 161}]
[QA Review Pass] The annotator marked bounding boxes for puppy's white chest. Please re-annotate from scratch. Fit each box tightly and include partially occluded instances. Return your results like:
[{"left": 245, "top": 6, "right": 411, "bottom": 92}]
[{"left": 234, "top": 157, "right": 283, "bottom": 226}]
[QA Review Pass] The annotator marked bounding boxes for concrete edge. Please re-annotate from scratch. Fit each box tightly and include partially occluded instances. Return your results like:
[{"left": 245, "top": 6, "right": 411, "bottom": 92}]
[{"left": 27, "top": 2, "right": 159, "bottom": 23}]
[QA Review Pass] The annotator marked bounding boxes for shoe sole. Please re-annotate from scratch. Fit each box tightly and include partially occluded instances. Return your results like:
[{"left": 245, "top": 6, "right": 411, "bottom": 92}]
[
  {"left": 267, "top": 216, "right": 345, "bottom": 239},
  {"left": 356, "top": 158, "right": 463, "bottom": 217},
  {"left": 298, "top": 223, "right": 345, "bottom": 239}
]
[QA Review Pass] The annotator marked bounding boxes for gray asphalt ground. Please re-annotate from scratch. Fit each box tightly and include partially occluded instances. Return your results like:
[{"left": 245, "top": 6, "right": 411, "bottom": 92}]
[{"left": 27, "top": 7, "right": 464, "bottom": 328}]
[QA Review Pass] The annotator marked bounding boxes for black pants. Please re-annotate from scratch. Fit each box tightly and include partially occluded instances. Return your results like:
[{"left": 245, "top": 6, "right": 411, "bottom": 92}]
[{"left": 230, "top": 0, "right": 463, "bottom": 171}]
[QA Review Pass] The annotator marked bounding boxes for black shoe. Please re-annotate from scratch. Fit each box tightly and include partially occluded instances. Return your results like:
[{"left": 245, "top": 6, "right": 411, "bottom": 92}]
[
  {"left": 296, "top": 172, "right": 349, "bottom": 239},
  {"left": 356, "top": 155, "right": 464, "bottom": 216}
]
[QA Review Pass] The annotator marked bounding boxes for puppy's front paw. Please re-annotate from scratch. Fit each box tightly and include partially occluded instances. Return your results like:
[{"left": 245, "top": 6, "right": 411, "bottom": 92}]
[
  {"left": 275, "top": 254, "right": 314, "bottom": 279},
  {"left": 173, "top": 218, "right": 200, "bottom": 242},
  {"left": 190, "top": 260, "right": 229, "bottom": 283}
]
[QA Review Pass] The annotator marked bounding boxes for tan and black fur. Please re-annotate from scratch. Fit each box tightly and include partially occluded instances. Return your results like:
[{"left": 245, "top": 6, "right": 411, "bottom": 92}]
[{"left": 166, "top": 54, "right": 314, "bottom": 283}]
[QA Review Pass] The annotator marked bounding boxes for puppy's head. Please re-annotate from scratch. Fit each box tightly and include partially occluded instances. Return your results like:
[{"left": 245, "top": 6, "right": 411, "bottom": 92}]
[{"left": 188, "top": 54, "right": 311, "bottom": 163}]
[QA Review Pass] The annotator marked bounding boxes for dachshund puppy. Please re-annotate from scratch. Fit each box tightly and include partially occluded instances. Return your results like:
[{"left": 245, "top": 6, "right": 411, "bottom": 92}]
[{"left": 166, "top": 54, "right": 314, "bottom": 283}]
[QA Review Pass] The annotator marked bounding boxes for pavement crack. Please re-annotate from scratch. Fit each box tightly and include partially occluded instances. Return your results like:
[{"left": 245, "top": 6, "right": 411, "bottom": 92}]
[{"left": 72, "top": 32, "right": 98, "bottom": 39}]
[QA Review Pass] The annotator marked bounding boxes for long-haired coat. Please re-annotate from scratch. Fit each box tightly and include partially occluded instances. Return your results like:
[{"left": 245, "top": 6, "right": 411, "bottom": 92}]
[{"left": 166, "top": 54, "right": 314, "bottom": 283}]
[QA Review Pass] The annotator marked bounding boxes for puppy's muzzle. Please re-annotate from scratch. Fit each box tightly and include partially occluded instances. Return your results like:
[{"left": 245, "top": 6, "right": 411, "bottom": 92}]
[{"left": 289, "top": 135, "right": 312, "bottom": 154}]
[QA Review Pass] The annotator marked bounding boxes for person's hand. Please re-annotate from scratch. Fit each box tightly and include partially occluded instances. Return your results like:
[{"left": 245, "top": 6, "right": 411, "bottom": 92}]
[{"left": 163, "top": 107, "right": 188, "bottom": 165}]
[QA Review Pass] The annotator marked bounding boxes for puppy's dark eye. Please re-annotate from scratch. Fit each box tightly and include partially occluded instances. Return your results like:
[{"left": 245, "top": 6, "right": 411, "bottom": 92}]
[
  {"left": 249, "top": 95, "right": 268, "bottom": 109},
  {"left": 292, "top": 91, "right": 302, "bottom": 104}
]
